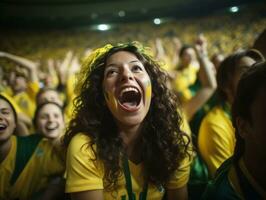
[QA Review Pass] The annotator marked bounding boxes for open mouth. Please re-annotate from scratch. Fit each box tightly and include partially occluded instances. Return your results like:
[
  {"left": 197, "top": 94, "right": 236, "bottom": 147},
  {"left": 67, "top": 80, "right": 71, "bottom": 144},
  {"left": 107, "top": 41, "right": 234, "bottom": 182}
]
[
  {"left": 118, "top": 87, "right": 141, "bottom": 111},
  {"left": 45, "top": 123, "right": 59, "bottom": 132},
  {"left": 0, "top": 124, "right": 7, "bottom": 131}
]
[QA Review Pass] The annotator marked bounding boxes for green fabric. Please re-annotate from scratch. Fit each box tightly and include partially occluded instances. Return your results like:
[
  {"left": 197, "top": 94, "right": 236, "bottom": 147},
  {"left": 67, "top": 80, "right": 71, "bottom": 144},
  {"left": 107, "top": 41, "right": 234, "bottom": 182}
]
[
  {"left": 234, "top": 161, "right": 262, "bottom": 200},
  {"left": 201, "top": 158, "right": 241, "bottom": 200},
  {"left": 188, "top": 154, "right": 209, "bottom": 200},
  {"left": 122, "top": 156, "right": 148, "bottom": 200},
  {"left": 10, "top": 134, "right": 42, "bottom": 185}
]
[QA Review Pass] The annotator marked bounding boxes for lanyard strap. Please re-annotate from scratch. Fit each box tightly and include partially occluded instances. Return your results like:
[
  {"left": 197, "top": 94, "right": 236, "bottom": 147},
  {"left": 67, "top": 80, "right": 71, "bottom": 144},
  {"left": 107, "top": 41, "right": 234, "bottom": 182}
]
[
  {"left": 234, "top": 161, "right": 262, "bottom": 199},
  {"left": 123, "top": 155, "right": 148, "bottom": 200},
  {"left": 221, "top": 102, "right": 232, "bottom": 120}
]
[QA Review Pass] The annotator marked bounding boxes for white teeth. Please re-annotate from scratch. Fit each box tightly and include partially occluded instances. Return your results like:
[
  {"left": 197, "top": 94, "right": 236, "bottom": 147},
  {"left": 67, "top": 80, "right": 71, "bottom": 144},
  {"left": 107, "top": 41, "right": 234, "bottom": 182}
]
[
  {"left": 0, "top": 124, "right": 7, "bottom": 128},
  {"left": 45, "top": 123, "right": 58, "bottom": 131},
  {"left": 120, "top": 87, "right": 139, "bottom": 96}
]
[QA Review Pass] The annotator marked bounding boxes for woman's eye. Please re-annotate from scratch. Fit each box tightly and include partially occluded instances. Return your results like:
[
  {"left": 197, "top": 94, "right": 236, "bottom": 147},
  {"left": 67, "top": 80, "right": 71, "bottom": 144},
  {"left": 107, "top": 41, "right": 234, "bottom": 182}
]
[
  {"left": 132, "top": 65, "right": 142, "bottom": 72},
  {"left": 2, "top": 111, "right": 10, "bottom": 115},
  {"left": 106, "top": 69, "right": 118, "bottom": 77}
]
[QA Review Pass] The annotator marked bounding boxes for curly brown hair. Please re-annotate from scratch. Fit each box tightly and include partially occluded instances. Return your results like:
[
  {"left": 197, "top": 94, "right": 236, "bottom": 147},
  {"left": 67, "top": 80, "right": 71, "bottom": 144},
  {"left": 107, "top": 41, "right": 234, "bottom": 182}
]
[{"left": 63, "top": 42, "right": 191, "bottom": 191}]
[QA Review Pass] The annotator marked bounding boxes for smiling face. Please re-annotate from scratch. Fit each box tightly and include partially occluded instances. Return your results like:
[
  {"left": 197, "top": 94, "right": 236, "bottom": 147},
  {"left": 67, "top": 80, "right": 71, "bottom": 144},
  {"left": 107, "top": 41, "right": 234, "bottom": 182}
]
[
  {"left": 102, "top": 51, "right": 152, "bottom": 129},
  {"left": 36, "top": 103, "right": 65, "bottom": 139},
  {"left": 0, "top": 99, "right": 16, "bottom": 142}
]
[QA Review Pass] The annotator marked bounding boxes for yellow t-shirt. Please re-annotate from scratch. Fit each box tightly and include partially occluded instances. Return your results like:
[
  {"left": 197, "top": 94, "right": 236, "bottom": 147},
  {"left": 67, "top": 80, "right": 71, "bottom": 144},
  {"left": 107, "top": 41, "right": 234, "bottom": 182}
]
[
  {"left": 65, "top": 133, "right": 191, "bottom": 199},
  {"left": 13, "top": 81, "right": 39, "bottom": 119},
  {"left": 0, "top": 136, "right": 65, "bottom": 200},
  {"left": 198, "top": 105, "right": 235, "bottom": 177},
  {"left": 172, "top": 63, "right": 199, "bottom": 103}
]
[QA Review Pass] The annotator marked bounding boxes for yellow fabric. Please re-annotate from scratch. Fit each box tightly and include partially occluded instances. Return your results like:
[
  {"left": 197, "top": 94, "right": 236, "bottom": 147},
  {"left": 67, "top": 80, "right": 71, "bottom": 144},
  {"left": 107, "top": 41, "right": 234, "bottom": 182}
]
[
  {"left": 0, "top": 136, "right": 17, "bottom": 199},
  {"left": 13, "top": 81, "right": 39, "bottom": 119},
  {"left": 1, "top": 87, "right": 13, "bottom": 96},
  {"left": 65, "top": 133, "right": 191, "bottom": 199},
  {"left": 172, "top": 64, "right": 199, "bottom": 103},
  {"left": 66, "top": 74, "right": 76, "bottom": 101},
  {"left": 158, "top": 56, "right": 173, "bottom": 72},
  {"left": 198, "top": 106, "right": 235, "bottom": 177},
  {"left": 0, "top": 136, "right": 65, "bottom": 200},
  {"left": 180, "top": 110, "right": 192, "bottom": 136},
  {"left": 64, "top": 74, "right": 77, "bottom": 123},
  {"left": 0, "top": 92, "right": 23, "bottom": 114}
]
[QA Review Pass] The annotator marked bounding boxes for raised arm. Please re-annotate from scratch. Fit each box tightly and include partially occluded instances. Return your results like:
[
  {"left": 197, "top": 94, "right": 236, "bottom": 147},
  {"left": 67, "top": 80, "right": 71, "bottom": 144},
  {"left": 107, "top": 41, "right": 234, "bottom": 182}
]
[
  {"left": 183, "top": 34, "right": 217, "bottom": 121},
  {"left": 0, "top": 51, "right": 39, "bottom": 83}
]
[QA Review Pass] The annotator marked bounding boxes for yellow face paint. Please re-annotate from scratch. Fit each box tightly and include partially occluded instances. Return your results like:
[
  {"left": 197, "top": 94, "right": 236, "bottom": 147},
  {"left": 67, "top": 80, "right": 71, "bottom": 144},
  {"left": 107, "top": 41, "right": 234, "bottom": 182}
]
[
  {"left": 144, "top": 79, "right": 152, "bottom": 104},
  {"left": 104, "top": 90, "right": 118, "bottom": 112}
]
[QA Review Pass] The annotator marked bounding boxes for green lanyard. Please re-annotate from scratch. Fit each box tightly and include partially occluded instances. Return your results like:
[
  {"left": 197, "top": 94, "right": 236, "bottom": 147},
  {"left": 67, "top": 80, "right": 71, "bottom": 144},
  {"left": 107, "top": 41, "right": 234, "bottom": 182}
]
[
  {"left": 221, "top": 102, "right": 232, "bottom": 120},
  {"left": 123, "top": 155, "right": 148, "bottom": 200}
]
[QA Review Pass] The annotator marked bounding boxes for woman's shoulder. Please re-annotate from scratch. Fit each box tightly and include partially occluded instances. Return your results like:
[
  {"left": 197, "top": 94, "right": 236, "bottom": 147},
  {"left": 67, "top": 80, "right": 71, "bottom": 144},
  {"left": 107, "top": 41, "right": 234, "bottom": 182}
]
[
  {"left": 67, "top": 133, "right": 96, "bottom": 158},
  {"left": 69, "top": 133, "right": 92, "bottom": 146}
]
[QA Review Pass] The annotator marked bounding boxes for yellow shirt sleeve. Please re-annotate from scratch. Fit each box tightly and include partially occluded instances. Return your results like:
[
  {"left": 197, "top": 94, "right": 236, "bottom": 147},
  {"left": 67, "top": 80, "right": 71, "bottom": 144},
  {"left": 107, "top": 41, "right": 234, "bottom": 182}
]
[
  {"left": 26, "top": 81, "right": 40, "bottom": 100},
  {"left": 65, "top": 133, "right": 104, "bottom": 193},
  {"left": 0, "top": 136, "right": 16, "bottom": 200},
  {"left": 166, "top": 122, "right": 192, "bottom": 190},
  {"left": 166, "top": 153, "right": 191, "bottom": 189},
  {"left": 198, "top": 107, "right": 235, "bottom": 177}
]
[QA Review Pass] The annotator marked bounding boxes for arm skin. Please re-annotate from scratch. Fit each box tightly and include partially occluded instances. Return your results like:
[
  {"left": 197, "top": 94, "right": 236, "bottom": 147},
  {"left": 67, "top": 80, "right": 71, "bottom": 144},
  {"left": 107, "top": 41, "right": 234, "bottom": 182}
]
[
  {"left": 167, "top": 185, "right": 188, "bottom": 200},
  {"left": 183, "top": 34, "right": 217, "bottom": 121},
  {"left": 0, "top": 51, "right": 39, "bottom": 83},
  {"left": 70, "top": 190, "right": 104, "bottom": 200}
]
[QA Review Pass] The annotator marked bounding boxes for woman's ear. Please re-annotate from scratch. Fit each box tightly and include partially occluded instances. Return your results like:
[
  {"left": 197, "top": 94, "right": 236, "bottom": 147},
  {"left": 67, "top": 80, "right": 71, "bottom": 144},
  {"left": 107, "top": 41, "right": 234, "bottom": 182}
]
[
  {"left": 224, "top": 87, "right": 234, "bottom": 104},
  {"left": 236, "top": 117, "right": 252, "bottom": 139}
]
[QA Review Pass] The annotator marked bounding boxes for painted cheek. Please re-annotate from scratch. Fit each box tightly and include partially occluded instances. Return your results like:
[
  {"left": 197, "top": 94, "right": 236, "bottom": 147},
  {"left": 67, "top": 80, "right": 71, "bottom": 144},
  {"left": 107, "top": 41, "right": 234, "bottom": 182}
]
[
  {"left": 104, "top": 90, "right": 118, "bottom": 113},
  {"left": 144, "top": 79, "right": 152, "bottom": 103}
]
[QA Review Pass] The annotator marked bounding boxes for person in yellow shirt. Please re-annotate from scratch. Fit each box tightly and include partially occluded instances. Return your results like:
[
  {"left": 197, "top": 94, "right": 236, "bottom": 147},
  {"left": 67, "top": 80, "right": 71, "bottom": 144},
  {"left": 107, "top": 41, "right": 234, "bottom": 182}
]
[
  {"left": 198, "top": 49, "right": 264, "bottom": 177},
  {"left": 64, "top": 42, "right": 192, "bottom": 200},
  {"left": 203, "top": 61, "right": 266, "bottom": 199},
  {"left": 0, "top": 51, "right": 40, "bottom": 120},
  {"left": 172, "top": 44, "right": 200, "bottom": 102},
  {"left": 0, "top": 92, "right": 31, "bottom": 136},
  {"left": 0, "top": 95, "right": 65, "bottom": 200}
]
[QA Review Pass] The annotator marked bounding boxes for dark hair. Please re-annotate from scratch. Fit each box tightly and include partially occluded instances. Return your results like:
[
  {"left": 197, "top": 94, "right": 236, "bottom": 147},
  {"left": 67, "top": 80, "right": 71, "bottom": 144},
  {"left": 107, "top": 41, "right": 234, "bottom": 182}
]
[
  {"left": 232, "top": 61, "right": 266, "bottom": 160},
  {"left": 64, "top": 43, "right": 191, "bottom": 190},
  {"left": 0, "top": 94, "right": 18, "bottom": 124},
  {"left": 179, "top": 44, "right": 193, "bottom": 58},
  {"left": 36, "top": 87, "right": 61, "bottom": 104},
  {"left": 216, "top": 49, "right": 264, "bottom": 103},
  {"left": 33, "top": 101, "right": 64, "bottom": 130}
]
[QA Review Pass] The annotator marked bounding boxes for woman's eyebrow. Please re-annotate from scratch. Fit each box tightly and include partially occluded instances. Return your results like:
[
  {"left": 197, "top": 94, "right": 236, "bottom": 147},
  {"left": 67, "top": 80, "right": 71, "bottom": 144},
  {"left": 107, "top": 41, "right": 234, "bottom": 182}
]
[{"left": 106, "top": 60, "right": 141, "bottom": 67}]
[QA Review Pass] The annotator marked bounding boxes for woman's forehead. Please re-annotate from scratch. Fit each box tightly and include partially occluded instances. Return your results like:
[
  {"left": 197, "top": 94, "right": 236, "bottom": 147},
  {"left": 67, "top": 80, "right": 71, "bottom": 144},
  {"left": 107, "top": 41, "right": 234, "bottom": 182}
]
[
  {"left": 0, "top": 98, "right": 13, "bottom": 110},
  {"left": 106, "top": 51, "right": 140, "bottom": 65}
]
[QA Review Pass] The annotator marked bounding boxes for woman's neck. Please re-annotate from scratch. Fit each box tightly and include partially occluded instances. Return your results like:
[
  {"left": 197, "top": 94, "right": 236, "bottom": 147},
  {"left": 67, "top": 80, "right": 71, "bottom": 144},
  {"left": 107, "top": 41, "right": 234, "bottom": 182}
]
[
  {"left": 243, "top": 151, "right": 266, "bottom": 191},
  {"left": 0, "top": 138, "right": 12, "bottom": 163},
  {"left": 119, "top": 124, "right": 143, "bottom": 163}
]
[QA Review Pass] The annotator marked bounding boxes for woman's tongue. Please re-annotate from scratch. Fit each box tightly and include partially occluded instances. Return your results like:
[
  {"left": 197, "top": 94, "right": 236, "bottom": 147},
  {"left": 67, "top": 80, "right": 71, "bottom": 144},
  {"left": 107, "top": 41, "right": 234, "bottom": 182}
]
[
  {"left": 122, "top": 100, "right": 138, "bottom": 109},
  {"left": 119, "top": 92, "right": 138, "bottom": 109}
]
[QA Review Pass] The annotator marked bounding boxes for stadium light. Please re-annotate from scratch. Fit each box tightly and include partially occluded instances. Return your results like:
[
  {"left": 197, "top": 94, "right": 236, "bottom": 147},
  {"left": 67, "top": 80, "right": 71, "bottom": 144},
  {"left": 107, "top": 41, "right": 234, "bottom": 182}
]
[
  {"left": 97, "top": 24, "right": 110, "bottom": 31},
  {"left": 153, "top": 18, "right": 161, "bottom": 25},
  {"left": 118, "top": 10, "right": 126, "bottom": 17},
  {"left": 229, "top": 6, "right": 239, "bottom": 13}
]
